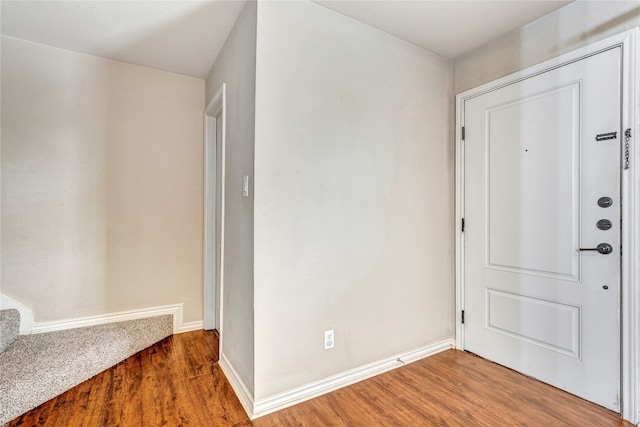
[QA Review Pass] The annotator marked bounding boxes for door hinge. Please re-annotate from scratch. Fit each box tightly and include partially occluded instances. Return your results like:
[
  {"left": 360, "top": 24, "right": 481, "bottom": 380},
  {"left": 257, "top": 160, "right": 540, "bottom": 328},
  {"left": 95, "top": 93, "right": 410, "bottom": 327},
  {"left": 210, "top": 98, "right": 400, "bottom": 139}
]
[
  {"left": 461, "top": 126, "right": 465, "bottom": 141},
  {"left": 461, "top": 310, "right": 465, "bottom": 324},
  {"left": 461, "top": 218, "right": 465, "bottom": 233}
]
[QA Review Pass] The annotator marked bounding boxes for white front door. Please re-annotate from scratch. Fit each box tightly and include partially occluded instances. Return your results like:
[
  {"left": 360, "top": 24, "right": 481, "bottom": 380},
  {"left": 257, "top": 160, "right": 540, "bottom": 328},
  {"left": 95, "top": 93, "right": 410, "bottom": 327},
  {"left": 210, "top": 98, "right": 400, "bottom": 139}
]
[{"left": 463, "top": 47, "right": 621, "bottom": 411}]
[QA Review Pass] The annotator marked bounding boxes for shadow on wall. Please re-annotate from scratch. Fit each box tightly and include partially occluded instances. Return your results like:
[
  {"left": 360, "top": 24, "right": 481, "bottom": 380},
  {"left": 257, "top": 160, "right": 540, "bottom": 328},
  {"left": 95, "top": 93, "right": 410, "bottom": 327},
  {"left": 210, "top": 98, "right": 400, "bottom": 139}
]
[
  {"left": 564, "top": 6, "right": 640, "bottom": 48},
  {"left": 453, "top": 2, "right": 640, "bottom": 94}
]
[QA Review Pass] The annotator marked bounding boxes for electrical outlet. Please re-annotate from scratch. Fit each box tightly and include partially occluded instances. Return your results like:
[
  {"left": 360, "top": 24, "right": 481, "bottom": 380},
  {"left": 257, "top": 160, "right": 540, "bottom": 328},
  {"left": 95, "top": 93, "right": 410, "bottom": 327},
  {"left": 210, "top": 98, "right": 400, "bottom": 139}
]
[{"left": 324, "top": 330, "right": 334, "bottom": 350}]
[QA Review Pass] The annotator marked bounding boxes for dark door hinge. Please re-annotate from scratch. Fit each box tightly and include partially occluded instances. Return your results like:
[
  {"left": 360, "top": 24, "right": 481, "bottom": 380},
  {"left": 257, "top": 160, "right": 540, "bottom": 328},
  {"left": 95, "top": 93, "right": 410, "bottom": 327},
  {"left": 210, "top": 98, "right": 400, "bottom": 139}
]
[
  {"left": 461, "top": 310, "right": 465, "bottom": 324},
  {"left": 461, "top": 218, "right": 465, "bottom": 233},
  {"left": 461, "top": 126, "right": 465, "bottom": 141}
]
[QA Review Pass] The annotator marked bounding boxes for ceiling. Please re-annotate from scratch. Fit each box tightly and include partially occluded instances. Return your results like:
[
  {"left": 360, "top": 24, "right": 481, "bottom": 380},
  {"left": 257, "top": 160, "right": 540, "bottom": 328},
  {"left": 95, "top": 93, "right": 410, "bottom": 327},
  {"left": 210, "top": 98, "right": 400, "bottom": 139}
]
[
  {"left": 315, "top": 1, "right": 572, "bottom": 59},
  {"left": 1, "top": 0, "right": 572, "bottom": 80},
  {"left": 0, "top": 1, "right": 246, "bottom": 79}
]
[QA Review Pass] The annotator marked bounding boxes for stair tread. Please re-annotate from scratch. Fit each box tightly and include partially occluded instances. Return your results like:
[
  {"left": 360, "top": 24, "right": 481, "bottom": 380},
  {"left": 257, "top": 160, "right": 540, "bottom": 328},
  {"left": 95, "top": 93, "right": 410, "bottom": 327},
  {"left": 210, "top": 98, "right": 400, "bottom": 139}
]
[
  {"left": 0, "top": 309, "right": 21, "bottom": 354},
  {"left": 0, "top": 315, "right": 172, "bottom": 424}
]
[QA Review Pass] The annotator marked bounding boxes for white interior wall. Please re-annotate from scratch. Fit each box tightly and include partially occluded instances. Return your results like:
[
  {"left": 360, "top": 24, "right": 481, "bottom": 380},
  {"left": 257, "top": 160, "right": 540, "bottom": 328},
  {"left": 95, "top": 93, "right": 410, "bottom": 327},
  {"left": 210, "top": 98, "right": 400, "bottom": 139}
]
[
  {"left": 253, "top": 1, "right": 453, "bottom": 400},
  {"left": 204, "top": 1, "right": 257, "bottom": 395},
  {"left": 1, "top": 36, "right": 205, "bottom": 323},
  {"left": 454, "top": 1, "right": 640, "bottom": 93}
]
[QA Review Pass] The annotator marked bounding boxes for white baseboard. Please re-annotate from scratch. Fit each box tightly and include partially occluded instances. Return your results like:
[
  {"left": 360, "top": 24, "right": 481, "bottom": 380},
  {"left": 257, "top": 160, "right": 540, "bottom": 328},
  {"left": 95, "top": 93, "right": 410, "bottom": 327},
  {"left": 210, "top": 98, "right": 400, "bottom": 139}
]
[
  {"left": 252, "top": 338, "right": 455, "bottom": 419},
  {"left": 177, "top": 320, "right": 204, "bottom": 334},
  {"left": 0, "top": 293, "right": 34, "bottom": 334},
  {"left": 31, "top": 303, "right": 189, "bottom": 334},
  {"left": 219, "top": 353, "right": 255, "bottom": 418}
]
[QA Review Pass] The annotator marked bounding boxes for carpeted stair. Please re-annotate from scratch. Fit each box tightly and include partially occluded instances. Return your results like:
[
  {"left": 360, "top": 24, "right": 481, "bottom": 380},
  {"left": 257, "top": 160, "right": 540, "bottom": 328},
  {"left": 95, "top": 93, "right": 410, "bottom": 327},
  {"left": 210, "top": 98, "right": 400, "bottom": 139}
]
[
  {"left": 0, "top": 310, "right": 20, "bottom": 353},
  {"left": 0, "top": 315, "right": 173, "bottom": 424}
]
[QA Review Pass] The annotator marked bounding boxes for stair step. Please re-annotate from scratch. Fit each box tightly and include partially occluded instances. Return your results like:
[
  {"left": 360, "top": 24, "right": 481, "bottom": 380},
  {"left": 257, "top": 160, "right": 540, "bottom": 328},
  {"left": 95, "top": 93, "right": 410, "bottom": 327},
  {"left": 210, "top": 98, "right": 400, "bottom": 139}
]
[
  {"left": 0, "top": 309, "right": 20, "bottom": 353},
  {"left": 0, "top": 315, "right": 173, "bottom": 424}
]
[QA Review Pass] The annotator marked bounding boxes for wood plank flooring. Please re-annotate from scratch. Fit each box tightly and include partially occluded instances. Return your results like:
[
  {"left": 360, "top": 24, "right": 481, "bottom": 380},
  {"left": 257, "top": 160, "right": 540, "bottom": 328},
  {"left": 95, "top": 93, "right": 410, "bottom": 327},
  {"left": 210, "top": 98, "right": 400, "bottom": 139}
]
[
  {"left": 254, "top": 350, "right": 632, "bottom": 427},
  {"left": 8, "top": 330, "right": 632, "bottom": 426},
  {"left": 8, "top": 330, "right": 250, "bottom": 427}
]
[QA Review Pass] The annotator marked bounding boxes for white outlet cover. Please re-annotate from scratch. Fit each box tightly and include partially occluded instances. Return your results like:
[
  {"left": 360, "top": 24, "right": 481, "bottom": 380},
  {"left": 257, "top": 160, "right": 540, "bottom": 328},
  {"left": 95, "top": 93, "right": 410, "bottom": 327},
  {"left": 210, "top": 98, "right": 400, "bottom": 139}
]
[{"left": 324, "top": 330, "right": 334, "bottom": 350}]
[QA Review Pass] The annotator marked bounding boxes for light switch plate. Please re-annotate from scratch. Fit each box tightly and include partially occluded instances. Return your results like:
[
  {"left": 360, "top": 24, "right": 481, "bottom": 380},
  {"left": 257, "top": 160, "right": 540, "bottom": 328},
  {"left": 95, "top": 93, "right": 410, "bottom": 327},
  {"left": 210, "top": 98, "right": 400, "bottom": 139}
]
[{"left": 243, "top": 175, "right": 249, "bottom": 197}]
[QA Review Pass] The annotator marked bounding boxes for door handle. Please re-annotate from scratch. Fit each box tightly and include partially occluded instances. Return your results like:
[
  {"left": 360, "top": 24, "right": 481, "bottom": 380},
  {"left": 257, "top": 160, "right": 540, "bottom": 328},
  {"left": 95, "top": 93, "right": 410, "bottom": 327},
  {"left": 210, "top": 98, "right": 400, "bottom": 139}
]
[{"left": 578, "top": 243, "right": 613, "bottom": 255}]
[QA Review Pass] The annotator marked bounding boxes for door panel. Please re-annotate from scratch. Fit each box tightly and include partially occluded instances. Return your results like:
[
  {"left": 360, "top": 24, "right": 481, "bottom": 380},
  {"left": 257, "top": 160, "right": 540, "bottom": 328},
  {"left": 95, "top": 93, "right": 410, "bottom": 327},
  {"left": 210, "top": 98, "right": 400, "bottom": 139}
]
[
  {"left": 464, "top": 47, "right": 621, "bottom": 411},
  {"left": 485, "top": 289, "right": 581, "bottom": 358},
  {"left": 486, "top": 82, "right": 580, "bottom": 281}
]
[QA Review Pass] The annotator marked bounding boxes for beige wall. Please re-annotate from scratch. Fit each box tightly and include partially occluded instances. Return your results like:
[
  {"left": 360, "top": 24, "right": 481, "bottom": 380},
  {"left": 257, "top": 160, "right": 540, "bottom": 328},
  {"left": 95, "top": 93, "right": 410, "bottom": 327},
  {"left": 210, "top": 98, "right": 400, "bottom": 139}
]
[
  {"left": 454, "top": 1, "right": 640, "bottom": 94},
  {"left": 1, "top": 36, "right": 205, "bottom": 323},
  {"left": 204, "top": 1, "right": 257, "bottom": 395},
  {"left": 253, "top": 1, "right": 453, "bottom": 400}
]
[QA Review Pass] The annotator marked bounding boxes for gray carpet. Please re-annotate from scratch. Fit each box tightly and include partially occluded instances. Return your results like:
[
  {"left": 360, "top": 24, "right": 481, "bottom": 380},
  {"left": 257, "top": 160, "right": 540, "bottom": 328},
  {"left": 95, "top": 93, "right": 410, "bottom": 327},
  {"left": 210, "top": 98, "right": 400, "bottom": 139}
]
[
  {"left": 0, "top": 315, "right": 173, "bottom": 424},
  {"left": 0, "top": 310, "right": 20, "bottom": 353}
]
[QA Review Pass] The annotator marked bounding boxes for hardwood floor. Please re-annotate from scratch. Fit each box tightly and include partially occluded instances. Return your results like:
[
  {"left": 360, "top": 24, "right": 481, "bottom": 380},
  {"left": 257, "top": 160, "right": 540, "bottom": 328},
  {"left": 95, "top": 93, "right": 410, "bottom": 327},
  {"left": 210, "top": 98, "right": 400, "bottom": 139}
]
[
  {"left": 8, "top": 330, "right": 632, "bottom": 426},
  {"left": 254, "top": 350, "right": 632, "bottom": 427},
  {"left": 8, "top": 330, "right": 250, "bottom": 427}
]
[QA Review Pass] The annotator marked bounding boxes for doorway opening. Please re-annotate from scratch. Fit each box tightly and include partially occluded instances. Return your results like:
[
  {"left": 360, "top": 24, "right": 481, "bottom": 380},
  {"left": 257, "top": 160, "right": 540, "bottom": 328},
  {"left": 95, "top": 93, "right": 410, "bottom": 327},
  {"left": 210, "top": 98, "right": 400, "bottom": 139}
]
[{"left": 204, "top": 83, "right": 226, "bottom": 335}]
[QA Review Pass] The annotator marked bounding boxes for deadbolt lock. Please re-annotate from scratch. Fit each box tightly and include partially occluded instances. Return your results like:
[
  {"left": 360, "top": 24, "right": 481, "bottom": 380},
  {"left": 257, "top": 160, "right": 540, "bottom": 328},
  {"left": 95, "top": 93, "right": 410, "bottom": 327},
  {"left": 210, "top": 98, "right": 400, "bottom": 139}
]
[
  {"left": 597, "top": 197, "right": 613, "bottom": 208},
  {"left": 596, "top": 219, "right": 612, "bottom": 230}
]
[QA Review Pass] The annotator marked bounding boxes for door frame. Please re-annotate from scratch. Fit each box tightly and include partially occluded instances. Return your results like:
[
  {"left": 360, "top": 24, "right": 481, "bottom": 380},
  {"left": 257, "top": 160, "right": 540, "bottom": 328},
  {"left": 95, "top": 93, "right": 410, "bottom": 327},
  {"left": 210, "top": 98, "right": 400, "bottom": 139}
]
[
  {"left": 455, "top": 29, "right": 639, "bottom": 423},
  {"left": 203, "top": 83, "right": 226, "bottom": 334}
]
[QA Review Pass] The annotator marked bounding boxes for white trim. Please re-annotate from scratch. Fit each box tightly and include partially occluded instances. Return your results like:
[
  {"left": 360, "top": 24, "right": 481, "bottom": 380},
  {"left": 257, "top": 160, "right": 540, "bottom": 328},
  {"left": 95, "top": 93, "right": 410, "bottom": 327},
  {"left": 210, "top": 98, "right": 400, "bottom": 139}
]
[
  {"left": 31, "top": 303, "right": 185, "bottom": 334},
  {"left": 620, "top": 27, "right": 640, "bottom": 425},
  {"left": 455, "top": 28, "right": 639, "bottom": 424},
  {"left": 0, "top": 293, "right": 33, "bottom": 334},
  {"left": 219, "top": 353, "right": 255, "bottom": 419},
  {"left": 176, "top": 320, "right": 204, "bottom": 334},
  {"left": 203, "top": 106, "right": 215, "bottom": 330},
  {"left": 455, "top": 94, "right": 466, "bottom": 351},
  {"left": 203, "top": 83, "right": 226, "bottom": 337},
  {"left": 251, "top": 339, "right": 454, "bottom": 419}
]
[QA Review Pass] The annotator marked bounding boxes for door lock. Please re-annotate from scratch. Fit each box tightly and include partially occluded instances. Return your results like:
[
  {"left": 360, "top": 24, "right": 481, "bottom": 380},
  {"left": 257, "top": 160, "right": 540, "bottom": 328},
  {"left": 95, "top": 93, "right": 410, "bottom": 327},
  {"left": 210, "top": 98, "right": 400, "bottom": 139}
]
[
  {"left": 579, "top": 243, "right": 613, "bottom": 255},
  {"left": 597, "top": 197, "right": 613, "bottom": 208},
  {"left": 596, "top": 219, "right": 612, "bottom": 230}
]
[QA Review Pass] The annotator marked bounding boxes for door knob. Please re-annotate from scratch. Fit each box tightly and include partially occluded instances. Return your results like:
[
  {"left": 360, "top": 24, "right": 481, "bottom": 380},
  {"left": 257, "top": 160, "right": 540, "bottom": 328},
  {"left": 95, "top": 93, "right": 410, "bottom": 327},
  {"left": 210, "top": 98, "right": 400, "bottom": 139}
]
[{"left": 579, "top": 243, "right": 613, "bottom": 254}]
